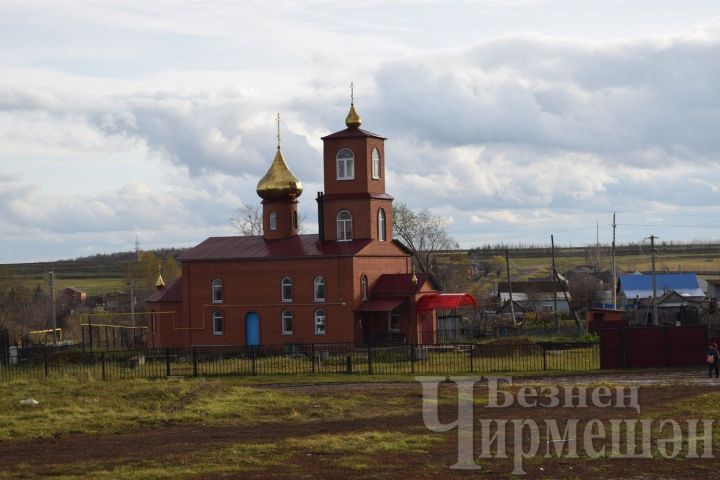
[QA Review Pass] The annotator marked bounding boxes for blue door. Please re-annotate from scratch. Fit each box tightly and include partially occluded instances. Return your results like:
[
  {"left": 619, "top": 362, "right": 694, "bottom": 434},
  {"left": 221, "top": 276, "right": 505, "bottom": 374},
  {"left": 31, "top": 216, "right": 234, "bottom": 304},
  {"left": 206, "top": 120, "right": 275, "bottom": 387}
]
[{"left": 245, "top": 312, "right": 260, "bottom": 346}]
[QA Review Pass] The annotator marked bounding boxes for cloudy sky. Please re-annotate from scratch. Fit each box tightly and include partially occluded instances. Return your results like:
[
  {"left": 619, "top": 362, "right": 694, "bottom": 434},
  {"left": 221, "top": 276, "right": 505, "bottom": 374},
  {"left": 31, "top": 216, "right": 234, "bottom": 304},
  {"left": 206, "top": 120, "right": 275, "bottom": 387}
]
[{"left": 2, "top": 0, "right": 720, "bottom": 262}]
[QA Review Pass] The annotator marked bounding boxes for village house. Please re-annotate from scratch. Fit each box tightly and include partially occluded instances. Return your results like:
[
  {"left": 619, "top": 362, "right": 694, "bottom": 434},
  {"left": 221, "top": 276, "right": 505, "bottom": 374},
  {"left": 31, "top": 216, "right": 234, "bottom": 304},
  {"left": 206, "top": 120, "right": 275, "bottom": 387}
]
[{"left": 146, "top": 101, "right": 475, "bottom": 348}]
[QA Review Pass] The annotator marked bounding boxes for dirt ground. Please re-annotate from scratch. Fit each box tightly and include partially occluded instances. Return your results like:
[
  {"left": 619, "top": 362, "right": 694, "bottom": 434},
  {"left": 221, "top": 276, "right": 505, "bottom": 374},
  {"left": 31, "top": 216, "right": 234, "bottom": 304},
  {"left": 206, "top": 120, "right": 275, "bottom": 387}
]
[{"left": 2, "top": 369, "right": 720, "bottom": 479}]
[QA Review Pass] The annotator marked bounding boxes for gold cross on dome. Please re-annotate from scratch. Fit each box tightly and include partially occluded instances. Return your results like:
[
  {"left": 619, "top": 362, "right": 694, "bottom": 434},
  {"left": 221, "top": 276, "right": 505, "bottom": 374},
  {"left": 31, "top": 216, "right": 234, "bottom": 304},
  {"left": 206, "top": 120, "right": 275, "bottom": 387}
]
[
  {"left": 276, "top": 112, "right": 281, "bottom": 149},
  {"left": 350, "top": 81, "right": 354, "bottom": 105}
]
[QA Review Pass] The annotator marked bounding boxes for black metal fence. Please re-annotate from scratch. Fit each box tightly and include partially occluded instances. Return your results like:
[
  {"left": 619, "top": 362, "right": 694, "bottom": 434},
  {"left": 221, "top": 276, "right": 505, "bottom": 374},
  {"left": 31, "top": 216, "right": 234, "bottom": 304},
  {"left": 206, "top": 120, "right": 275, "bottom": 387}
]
[{"left": 0, "top": 341, "right": 600, "bottom": 383}]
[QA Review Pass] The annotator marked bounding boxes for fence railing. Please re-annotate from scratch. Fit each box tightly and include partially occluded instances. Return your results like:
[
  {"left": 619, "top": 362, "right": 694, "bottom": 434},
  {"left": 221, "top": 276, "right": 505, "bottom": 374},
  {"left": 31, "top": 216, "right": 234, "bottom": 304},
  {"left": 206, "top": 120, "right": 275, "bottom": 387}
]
[{"left": 0, "top": 341, "right": 600, "bottom": 383}]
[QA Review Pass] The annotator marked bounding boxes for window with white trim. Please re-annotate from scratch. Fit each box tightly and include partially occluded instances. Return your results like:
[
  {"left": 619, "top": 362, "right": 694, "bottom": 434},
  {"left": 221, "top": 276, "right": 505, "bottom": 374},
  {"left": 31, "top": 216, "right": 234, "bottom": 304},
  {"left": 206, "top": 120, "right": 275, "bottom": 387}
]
[
  {"left": 336, "top": 210, "right": 353, "bottom": 241},
  {"left": 389, "top": 309, "right": 401, "bottom": 333},
  {"left": 377, "top": 208, "right": 386, "bottom": 242},
  {"left": 269, "top": 211, "right": 277, "bottom": 231},
  {"left": 371, "top": 147, "right": 381, "bottom": 180},
  {"left": 314, "top": 276, "right": 326, "bottom": 302},
  {"left": 315, "top": 310, "right": 326, "bottom": 335},
  {"left": 336, "top": 148, "right": 355, "bottom": 180},
  {"left": 361, "top": 274, "right": 368, "bottom": 302},
  {"left": 282, "top": 310, "right": 293, "bottom": 335},
  {"left": 211, "top": 278, "right": 223, "bottom": 303},
  {"left": 281, "top": 277, "right": 293, "bottom": 302},
  {"left": 212, "top": 311, "right": 224, "bottom": 335}
]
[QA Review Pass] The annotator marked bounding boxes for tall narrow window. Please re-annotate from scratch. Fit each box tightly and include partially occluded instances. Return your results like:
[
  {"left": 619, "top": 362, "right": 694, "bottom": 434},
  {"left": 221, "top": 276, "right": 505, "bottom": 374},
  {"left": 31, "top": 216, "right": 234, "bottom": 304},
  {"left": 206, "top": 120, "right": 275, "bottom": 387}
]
[
  {"left": 315, "top": 310, "right": 326, "bottom": 335},
  {"left": 269, "top": 211, "right": 277, "bottom": 230},
  {"left": 361, "top": 274, "right": 368, "bottom": 302},
  {"left": 336, "top": 148, "right": 355, "bottom": 180},
  {"left": 281, "top": 277, "right": 293, "bottom": 302},
  {"left": 314, "top": 276, "right": 326, "bottom": 302},
  {"left": 371, "top": 147, "right": 381, "bottom": 180},
  {"left": 151, "top": 312, "right": 157, "bottom": 334},
  {"left": 389, "top": 309, "right": 400, "bottom": 333},
  {"left": 281, "top": 310, "right": 293, "bottom": 335},
  {"left": 212, "top": 311, "right": 224, "bottom": 335},
  {"left": 377, "top": 208, "right": 386, "bottom": 241},
  {"left": 211, "top": 278, "right": 223, "bottom": 303},
  {"left": 337, "top": 210, "right": 353, "bottom": 241},
  {"left": 292, "top": 210, "right": 298, "bottom": 230}
]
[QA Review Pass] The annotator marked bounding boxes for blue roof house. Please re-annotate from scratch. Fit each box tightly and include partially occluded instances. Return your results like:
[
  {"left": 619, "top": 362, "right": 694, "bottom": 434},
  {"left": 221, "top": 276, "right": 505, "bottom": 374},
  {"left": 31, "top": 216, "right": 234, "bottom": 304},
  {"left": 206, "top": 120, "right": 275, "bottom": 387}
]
[{"left": 618, "top": 273, "right": 705, "bottom": 307}]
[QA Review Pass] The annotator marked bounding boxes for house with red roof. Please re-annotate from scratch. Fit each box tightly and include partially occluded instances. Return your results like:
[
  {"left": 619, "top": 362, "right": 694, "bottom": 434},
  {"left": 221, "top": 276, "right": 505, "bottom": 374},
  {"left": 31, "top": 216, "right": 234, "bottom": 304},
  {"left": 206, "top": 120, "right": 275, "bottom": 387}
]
[{"left": 146, "top": 101, "right": 475, "bottom": 348}]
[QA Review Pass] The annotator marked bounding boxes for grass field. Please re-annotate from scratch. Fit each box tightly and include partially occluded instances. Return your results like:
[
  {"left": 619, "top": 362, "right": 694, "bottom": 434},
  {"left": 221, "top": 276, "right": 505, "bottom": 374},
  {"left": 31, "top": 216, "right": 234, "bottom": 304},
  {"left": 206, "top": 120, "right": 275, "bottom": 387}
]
[{"left": 1, "top": 371, "right": 719, "bottom": 479}]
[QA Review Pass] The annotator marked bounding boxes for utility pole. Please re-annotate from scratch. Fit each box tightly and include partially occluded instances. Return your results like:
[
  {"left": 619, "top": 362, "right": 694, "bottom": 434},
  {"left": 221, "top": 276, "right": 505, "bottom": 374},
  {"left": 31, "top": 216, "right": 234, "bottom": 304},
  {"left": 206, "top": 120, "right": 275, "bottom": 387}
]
[
  {"left": 551, "top": 235, "right": 559, "bottom": 333},
  {"left": 128, "top": 262, "right": 136, "bottom": 349},
  {"left": 649, "top": 235, "right": 659, "bottom": 325},
  {"left": 48, "top": 271, "right": 57, "bottom": 345},
  {"left": 505, "top": 249, "right": 517, "bottom": 326},
  {"left": 611, "top": 213, "right": 617, "bottom": 310}
]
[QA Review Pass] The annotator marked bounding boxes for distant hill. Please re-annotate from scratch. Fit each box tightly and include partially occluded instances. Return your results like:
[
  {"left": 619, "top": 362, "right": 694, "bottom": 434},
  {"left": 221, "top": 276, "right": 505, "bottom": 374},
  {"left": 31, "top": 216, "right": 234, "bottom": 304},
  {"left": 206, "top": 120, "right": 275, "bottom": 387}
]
[{"left": 0, "top": 248, "right": 187, "bottom": 280}]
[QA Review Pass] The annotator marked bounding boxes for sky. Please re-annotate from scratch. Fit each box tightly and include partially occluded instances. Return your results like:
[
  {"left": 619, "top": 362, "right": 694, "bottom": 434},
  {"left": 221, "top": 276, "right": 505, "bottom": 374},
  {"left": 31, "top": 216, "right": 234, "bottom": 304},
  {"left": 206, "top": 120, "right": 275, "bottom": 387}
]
[{"left": 2, "top": 0, "right": 720, "bottom": 262}]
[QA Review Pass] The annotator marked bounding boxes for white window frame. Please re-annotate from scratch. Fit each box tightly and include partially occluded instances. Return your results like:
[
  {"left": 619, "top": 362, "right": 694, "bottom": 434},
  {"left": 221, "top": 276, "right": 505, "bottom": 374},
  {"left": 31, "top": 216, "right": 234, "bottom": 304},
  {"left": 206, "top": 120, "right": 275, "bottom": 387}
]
[
  {"left": 281, "top": 310, "right": 293, "bottom": 335},
  {"left": 389, "top": 309, "right": 401, "bottom": 333},
  {"left": 269, "top": 211, "right": 277, "bottom": 231},
  {"left": 211, "top": 278, "right": 223, "bottom": 304},
  {"left": 371, "top": 147, "right": 381, "bottom": 180},
  {"left": 336, "top": 148, "right": 355, "bottom": 180},
  {"left": 314, "top": 276, "right": 326, "bottom": 302},
  {"left": 314, "top": 310, "right": 326, "bottom": 335},
  {"left": 337, "top": 210, "right": 353, "bottom": 242},
  {"left": 281, "top": 277, "right": 293, "bottom": 303},
  {"left": 377, "top": 208, "right": 386, "bottom": 242},
  {"left": 361, "top": 274, "right": 368, "bottom": 302},
  {"left": 212, "top": 311, "right": 224, "bottom": 335}
]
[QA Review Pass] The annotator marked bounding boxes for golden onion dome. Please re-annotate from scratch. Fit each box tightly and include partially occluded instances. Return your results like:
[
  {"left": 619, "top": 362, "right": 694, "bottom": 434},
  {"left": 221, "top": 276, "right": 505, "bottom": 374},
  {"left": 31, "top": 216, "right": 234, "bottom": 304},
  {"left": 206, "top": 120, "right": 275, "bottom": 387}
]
[
  {"left": 256, "top": 148, "right": 303, "bottom": 200},
  {"left": 345, "top": 103, "right": 362, "bottom": 128}
]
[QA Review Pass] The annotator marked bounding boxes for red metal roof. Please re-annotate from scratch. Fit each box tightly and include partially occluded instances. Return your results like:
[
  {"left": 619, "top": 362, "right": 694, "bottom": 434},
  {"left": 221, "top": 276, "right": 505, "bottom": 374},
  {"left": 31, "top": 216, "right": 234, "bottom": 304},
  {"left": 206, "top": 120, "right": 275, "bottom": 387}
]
[
  {"left": 145, "top": 278, "right": 182, "bottom": 303},
  {"left": 178, "top": 234, "right": 377, "bottom": 261},
  {"left": 372, "top": 273, "right": 431, "bottom": 297},
  {"left": 321, "top": 127, "right": 386, "bottom": 140},
  {"left": 417, "top": 293, "right": 476, "bottom": 311},
  {"left": 354, "top": 297, "right": 405, "bottom": 312}
]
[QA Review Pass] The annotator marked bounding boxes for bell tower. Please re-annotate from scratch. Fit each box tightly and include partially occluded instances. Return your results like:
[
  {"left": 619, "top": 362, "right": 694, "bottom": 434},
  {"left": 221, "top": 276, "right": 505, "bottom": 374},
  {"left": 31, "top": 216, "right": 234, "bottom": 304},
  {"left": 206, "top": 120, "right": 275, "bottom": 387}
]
[
  {"left": 318, "top": 84, "right": 393, "bottom": 244},
  {"left": 256, "top": 114, "right": 303, "bottom": 240}
]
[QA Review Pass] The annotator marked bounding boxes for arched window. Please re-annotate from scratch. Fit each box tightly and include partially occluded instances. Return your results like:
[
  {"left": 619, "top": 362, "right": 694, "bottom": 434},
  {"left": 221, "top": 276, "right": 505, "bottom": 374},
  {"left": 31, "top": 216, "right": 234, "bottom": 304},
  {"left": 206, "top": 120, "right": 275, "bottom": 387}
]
[
  {"left": 292, "top": 210, "right": 298, "bottom": 230},
  {"left": 281, "top": 277, "right": 293, "bottom": 302},
  {"left": 389, "top": 308, "right": 401, "bottom": 333},
  {"left": 371, "top": 147, "right": 381, "bottom": 180},
  {"left": 377, "top": 208, "right": 386, "bottom": 242},
  {"left": 281, "top": 310, "right": 293, "bottom": 335},
  {"left": 315, "top": 310, "right": 326, "bottom": 335},
  {"left": 337, "top": 210, "right": 353, "bottom": 241},
  {"left": 361, "top": 274, "right": 368, "bottom": 302},
  {"left": 150, "top": 311, "right": 157, "bottom": 334},
  {"left": 336, "top": 148, "right": 355, "bottom": 180},
  {"left": 212, "top": 311, "right": 224, "bottom": 335},
  {"left": 211, "top": 278, "right": 223, "bottom": 303},
  {"left": 314, "top": 276, "right": 326, "bottom": 302},
  {"left": 269, "top": 211, "right": 277, "bottom": 231}
]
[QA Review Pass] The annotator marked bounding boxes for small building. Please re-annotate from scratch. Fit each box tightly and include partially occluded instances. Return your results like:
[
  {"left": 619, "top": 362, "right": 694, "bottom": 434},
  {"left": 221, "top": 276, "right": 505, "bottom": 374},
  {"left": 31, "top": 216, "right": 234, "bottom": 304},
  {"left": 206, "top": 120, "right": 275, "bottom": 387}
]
[
  {"left": 495, "top": 278, "right": 570, "bottom": 314},
  {"left": 586, "top": 308, "right": 627, "bottom": 334},
  {"left": 631, "top": 290, "right": 703, "bottom": 326},
  {"left": 618, "top": 272, "right": 705, "bottom": 308},
  {"left": 60, "top": 287, "right": 87, "bottom": 310}
]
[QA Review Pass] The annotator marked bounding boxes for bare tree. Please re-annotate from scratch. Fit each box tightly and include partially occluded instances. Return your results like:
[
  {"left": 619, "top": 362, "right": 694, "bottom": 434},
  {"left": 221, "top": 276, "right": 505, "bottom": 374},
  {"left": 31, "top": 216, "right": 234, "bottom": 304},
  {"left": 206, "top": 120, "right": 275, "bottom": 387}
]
[
  {"left": 568, "top": 273, "right": 602, "bottom": 313},
  {"left": 393, "top": 203, "right": 459, "bottom": 274},
  {"left": 229, "top": 204, "right": 263, "bottom": 236}
]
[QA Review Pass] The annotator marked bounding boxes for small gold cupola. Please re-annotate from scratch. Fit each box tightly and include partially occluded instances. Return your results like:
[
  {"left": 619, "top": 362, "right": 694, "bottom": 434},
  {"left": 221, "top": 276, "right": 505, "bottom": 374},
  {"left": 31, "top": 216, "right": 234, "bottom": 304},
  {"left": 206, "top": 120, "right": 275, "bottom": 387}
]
[
  {"left": 345, "top": 81, "right": 362, "bottom": 129},
  {"left": 155, "top": 266, "right": 165, "bottom": 291},
  {"left": 256, "top": 114, "right": 303, "bottom": 201}
]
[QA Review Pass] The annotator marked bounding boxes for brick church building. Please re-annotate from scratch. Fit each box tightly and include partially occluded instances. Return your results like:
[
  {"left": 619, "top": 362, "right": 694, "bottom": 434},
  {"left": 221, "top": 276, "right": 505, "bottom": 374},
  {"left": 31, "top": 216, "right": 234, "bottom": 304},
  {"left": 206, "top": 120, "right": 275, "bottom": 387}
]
[{"left": 146, "top": 100, "right": 475, "bottom": 348}]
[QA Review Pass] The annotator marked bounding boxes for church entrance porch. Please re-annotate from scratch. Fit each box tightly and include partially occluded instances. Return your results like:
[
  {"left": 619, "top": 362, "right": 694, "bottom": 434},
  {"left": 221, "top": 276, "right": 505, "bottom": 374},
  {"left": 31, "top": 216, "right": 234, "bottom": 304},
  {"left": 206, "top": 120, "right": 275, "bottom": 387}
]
[{"left": 355, "top": 298, "right": 407, "bottom": 345}]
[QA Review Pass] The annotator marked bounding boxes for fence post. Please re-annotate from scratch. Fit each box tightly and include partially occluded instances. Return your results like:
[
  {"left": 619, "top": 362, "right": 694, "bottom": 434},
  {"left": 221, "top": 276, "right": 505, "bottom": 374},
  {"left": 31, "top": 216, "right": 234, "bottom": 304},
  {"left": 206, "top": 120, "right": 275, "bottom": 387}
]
[
  {"left": 311, "top": 343, "right": 316, "bottom": 374},
  {"left": 192, "top": 347, "right": 198, "bottom": 377},
  {"left": 165, "top": 348, "right": 171, "bottom": 377},
  {"left": 346, "top": 354, "right": 352, "bottom": 374},
  {"left": 367, "top": 342, "right": 373, "bottom": 375},
  {"left": 101, "top": 352, "right": 106, "bottom": 380},
  {"left": 468, "top": 345, "right": 473, "bottom": 373},
  {"left": 251, "top": 348, "right": 257, "bottom": 376},
  {"left": 44, "top": 351, "right": 48, "bottom": 377},
  {"left": 411, "top": 343, "right": 416, "bottom": 374}
]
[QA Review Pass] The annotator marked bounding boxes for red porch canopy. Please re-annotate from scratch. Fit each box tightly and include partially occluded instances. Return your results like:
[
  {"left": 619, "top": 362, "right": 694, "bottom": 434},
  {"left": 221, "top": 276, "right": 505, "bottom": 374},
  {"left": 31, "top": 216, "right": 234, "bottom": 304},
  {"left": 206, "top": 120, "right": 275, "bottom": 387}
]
[
  {"left": 355, "top": 297, "right": 405, "bottom": 312},
  {"left": 417, "top": 293, "right": 476, "bottom": 311}
]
